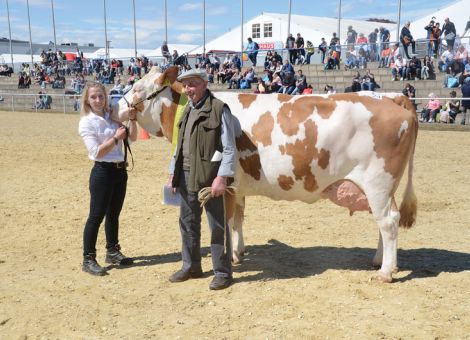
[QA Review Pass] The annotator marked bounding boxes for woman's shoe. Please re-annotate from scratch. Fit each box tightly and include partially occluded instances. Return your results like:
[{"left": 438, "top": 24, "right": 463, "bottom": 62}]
[
  {"left": 105, "top": 245, "right": 133, "bottom": 265},
  {"left": 83, "top": 254, "right": 107, "bottom": 276}
]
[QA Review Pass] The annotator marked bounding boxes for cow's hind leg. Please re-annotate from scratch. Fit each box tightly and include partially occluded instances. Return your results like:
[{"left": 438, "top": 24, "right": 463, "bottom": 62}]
[
  {"left": 372, "top": 197, "right": 400, "bottom": 274},
  {"left": 232, "top": 196, "right": 245, "bottom": 264}
]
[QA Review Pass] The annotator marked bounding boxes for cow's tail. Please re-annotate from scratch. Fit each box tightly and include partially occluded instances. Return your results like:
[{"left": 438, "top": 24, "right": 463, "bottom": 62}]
[{"left": 398, "top": 98, "right": 418, "bottom": 229}]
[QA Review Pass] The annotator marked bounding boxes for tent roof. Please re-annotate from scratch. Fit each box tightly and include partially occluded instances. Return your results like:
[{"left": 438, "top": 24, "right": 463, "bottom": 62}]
[
  {"left": 190, "top": 12, "right": 396, "bottom": 54},
  {"left": 390, "top": 0, "right": 470, "bottom": 40}
]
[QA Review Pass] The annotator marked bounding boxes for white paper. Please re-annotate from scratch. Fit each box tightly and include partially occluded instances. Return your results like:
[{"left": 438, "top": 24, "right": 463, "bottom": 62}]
[
  {"left": 162, "top": 185, "right": 181, "bottom": 206},
  {"left": 211, "top": 150, "right": 223, "bottom": 162}
]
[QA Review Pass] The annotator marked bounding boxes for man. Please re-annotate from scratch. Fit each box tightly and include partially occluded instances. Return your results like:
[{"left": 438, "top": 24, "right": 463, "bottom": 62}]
[
  {"left": 461, "top": 77, "right": 470, "bottom": 125},
  {"left": 246, "top": 37, "right": 259, "bottom": 67},
  {"left": 346, "top": 26, "right": 358, "bottom": 50},
  {"left": 462, "top": 16, "right": 470, "bottom": 38},
  {"left": 295, "top": 33, "right": 305, "bottom": 63},
  {"left": 290, "top": 69, "right": 307, "bottom": 95},
  {"left": 441, "top": 17, "right": 457, "bottom": 51},
  {"left": 286, "top": 33, "right": 297, "bottom": 65},
  {"left": 379, "top": 27, "right": 390, "bottom": 49},
  {"left": 400, "top": 22, "right": 416, "bottom": 59},
  {"left": 169, "top": 68, "right": 235, "bottom": 290},
  {"left": 424, "top": 19, "right": 435, "bottom": 56},
  {"left": 368, "top": 28, "right": 379, "bottom": 61}
]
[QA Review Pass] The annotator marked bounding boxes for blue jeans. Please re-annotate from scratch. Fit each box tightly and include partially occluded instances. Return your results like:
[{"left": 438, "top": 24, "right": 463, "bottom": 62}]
[
  {"left": 83, "top": 162, "right": 128, "bottom": 255},
  {"left": 177, "top": 171, "right": 232, "bottom": 277}
]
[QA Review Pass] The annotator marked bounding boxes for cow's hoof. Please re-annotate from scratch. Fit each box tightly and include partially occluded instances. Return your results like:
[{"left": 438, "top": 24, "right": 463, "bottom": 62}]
[
  {"left": 372, "top": 259, "right": 382, "bottom": 268},
  {"left": 232, "top": 254, "right": 242, "bottom": 265},
  {"left": 392, "top": 266, "right": 399, "bottom": 273},
  {"left": 376, "top": 272, "right": 393, "bottom": 283}
]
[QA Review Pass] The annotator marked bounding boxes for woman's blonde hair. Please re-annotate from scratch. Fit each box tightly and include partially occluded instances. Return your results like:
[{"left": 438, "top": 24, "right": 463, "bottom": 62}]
[{"left": 80, "top": 83, "right": 109, "bottom": 116}]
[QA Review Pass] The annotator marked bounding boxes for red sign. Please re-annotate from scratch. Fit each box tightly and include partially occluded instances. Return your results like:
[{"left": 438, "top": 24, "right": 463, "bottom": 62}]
[{"left": 259, "top": 42, "right": 275, "bottom": 50}]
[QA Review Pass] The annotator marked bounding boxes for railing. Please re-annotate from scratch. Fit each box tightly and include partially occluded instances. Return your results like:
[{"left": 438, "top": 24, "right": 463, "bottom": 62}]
[{"left": 0, "top": 91, "right": 468, "bottom": 116}]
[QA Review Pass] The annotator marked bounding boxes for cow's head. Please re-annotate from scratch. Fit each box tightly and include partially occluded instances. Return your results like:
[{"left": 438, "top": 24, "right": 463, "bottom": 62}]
[{"left": 114, "top": 66, "right": 186, "bottom": 141}]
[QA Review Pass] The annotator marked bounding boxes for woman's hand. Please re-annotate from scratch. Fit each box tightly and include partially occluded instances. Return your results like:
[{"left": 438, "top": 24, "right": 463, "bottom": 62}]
[
  {"left": 128, "top": 107, "right": 138, "bottom": 122},
  {"left": 114, "top": 126, "right": 127, "bottom": 140}
]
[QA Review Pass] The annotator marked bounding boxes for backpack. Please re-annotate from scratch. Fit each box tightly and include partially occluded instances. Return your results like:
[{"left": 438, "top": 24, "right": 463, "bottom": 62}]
[
  {"left": 253, "top": 42, "right": 259, "bottom": 50},
  {"left": 447, "top": 76, "right": 459, "bottom": 88}
]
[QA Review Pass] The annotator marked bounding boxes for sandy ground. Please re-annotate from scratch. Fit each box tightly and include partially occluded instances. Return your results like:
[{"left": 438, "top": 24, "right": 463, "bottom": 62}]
[{"left": 1, "top": 110, "right": 470, "bottom": 339}]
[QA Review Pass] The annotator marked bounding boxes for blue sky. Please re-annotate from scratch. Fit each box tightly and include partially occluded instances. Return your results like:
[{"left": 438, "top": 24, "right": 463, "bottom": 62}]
[{"left": 0, "top": 0, "right": 455, "bottom": 49}]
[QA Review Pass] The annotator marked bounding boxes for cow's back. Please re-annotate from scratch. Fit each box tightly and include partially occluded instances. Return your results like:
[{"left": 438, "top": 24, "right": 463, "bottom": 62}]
[{"left": 215, "top": 92, "right": 417, "bottom": 202}]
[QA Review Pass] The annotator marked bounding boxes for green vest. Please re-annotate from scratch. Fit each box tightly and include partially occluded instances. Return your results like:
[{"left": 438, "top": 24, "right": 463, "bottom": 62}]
[{"left": 172, "top": 91, "right": 226, "bottom": 192}]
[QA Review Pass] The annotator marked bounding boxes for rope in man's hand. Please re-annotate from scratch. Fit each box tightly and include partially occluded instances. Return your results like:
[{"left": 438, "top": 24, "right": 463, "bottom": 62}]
[{"left": 198, "top": 186, "right": 237, "bottom": 207}]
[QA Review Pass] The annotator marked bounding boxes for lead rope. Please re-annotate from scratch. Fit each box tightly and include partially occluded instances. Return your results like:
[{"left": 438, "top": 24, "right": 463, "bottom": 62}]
[
  {"left": 123, "top": 123, "right": 134, "bottom": 171},
  {"left": 197, "top": 186, "right": 237, "bottom": 264}
]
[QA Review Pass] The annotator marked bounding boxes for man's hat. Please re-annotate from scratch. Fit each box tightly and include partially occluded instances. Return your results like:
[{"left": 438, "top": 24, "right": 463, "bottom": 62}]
[{"left": 177, "top": 68, "right": 208, "bottom": 82}]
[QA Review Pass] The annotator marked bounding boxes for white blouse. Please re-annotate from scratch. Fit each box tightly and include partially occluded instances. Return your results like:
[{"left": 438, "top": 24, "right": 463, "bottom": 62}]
[{"left": 78, "top": 111, "right": 124, "bottom": 162}]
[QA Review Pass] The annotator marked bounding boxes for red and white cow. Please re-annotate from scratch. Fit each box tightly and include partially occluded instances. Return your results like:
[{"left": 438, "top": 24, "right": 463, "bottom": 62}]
[{"left": 115, "top": 66, "right": 418, "bottom": 282}]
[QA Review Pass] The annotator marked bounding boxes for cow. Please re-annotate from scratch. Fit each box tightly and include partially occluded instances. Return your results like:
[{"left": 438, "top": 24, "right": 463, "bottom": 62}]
[{"left": 115, "top": 66, "right": 418, "bottom": 283}]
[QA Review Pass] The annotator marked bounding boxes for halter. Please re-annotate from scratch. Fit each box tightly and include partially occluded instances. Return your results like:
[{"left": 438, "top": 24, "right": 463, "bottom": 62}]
[{"left": 123, "top": 85, "right": 169, "bottom": 109}]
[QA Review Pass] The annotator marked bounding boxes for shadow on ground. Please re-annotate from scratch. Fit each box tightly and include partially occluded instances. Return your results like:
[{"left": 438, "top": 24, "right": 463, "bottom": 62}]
[{"left": 117, "top": 239, "right": 470, "bottom": 283}]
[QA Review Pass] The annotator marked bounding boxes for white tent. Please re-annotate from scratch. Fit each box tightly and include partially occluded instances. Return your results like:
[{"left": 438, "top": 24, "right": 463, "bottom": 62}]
[
  {"left": 190, "top": 12, "right": 396, "bottom": 54},
  {"left": 390, "top": 0, "right": 470, "bottom": 41},
  {"left": 0, "top": 54, "right": 42, "bottom": 64}
]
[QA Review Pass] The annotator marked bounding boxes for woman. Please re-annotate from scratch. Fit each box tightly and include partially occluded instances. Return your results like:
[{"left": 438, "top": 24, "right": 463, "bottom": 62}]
[
  {"left": 432, "top": 23, "right": 442, "bottom": 57},
  {"left": 78, "top": 83, "right": 137, "bottom": 276}
]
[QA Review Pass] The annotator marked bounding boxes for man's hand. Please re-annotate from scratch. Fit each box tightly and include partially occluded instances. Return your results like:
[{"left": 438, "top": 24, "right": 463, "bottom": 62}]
[
  {"left": 168, "top": 175, "right": 175, "bottom": 193},
  {"left": 211, "top": 176, "right": 227, "bottom": 197}
]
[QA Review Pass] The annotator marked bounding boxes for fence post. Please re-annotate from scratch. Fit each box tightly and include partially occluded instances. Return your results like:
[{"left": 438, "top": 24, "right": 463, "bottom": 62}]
[
  {"left": 62, "top": 94, "right": 66, "bottom": 114},
  {"left": 12, "top": 94, "right": 15, "bottom": 112}
]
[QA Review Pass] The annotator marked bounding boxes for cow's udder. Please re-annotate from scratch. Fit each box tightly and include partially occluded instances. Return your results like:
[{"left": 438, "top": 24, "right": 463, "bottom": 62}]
[{"left": 321, "top": 180, "right": 370, "bottom": 215}]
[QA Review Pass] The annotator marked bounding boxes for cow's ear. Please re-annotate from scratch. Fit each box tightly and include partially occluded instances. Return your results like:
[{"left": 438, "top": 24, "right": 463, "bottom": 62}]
[{"left": 155, "top": 66, "right": 179, "bottom": 86}]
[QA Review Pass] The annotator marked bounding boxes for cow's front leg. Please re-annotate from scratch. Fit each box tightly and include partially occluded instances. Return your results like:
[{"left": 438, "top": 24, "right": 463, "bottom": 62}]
[{"left": 232, "top": 196, "right": 245, "bottom": 264}]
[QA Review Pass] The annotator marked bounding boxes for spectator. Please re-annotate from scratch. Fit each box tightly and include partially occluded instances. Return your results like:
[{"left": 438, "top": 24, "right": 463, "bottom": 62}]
[
  {"left": 302, "top": 85, "right": 313, "bottom": 94},
  {"left": 419, "top": 93, "right": 441, "bottom": 123},
  {"left": 379, "top": 26, "right": 391, "bottom": 49},
  {"left": 161, "top": 40, "right": 171, "bottom": 62},
  {"left": 432, "top": 22, "right": 442, "bottom": 57},
  {"left": 0, "top": 64, "right": 13, "bottom": 77},
  {"left": 368, "top": 28, "right": 379, "bottom": 61},
  {"left": 357, "top": 47, "right": 368, "bottom": 69},
  {"left": 264, "top": 50, "right": 274, "bottom": 69},
  {"left": 439, "top": 90, "right": 460, "bottom": 123},
  {"left": 441, "top": 17, "right": 457, "bottom": 51},
  {"left": 52, "top": 73, "right": 65, "bottom": 89},
  {"left": 280, "top": 59, "right": 294, "bottom": 75},
  {"left": 400, "top": 22, "right": 417, "bottom": 59},
  {"left": 246, "top": 37, "right": 259, "bottom": 67},
  {"left": 407, "top": 56, "right": 422, "bottom": 80},
  {"left": 231, "top": 54, "right": 241, "bottom": 72},
  {"left": 402, "top": 83, "right": 417, "bottom": 109},
  {"left": 454, "top": 45, "right": 468, "bottom": 67},
  {"left": 109, "top": 80, "right": 124, "bottom": 95},
  {"left": 285, "top": 33, "right": 297, "bottom": 65},
  {"left": 346, "top": 26, "right": 358, "bottom": 50},
  {"left": 424, "top": 19, "right": 436, "bottom": 56},
  {"left": 361, "top": 69, "right": 378, "bottom": 91},
  {"left": 171, "top": 50, "right": 179, "bottom": 64},
  {"left": 324, "top": 49, "right": 339, "bottom": 70},
  {"left": 345, "top": 72, "right": 362, "bottom": 92},
  {"left": 291, "top": 69, "right": 307, "bottom": 95},
  {"left": 239, "top": 67, "right": 255, "bottom": 89},
  {"left": 462, "top": 16, "right": 470, "bottom": 38},
  {"left": 270, "top": 71, "right": 283, "bottom": 92},
  {"left": 295, "top": 33, "right": 305, "bottom": 64},
  {"left": 391, "top": 54, "right": 407, "bottom": 81},
  {"left": 379, "top": 45, "right": 391, "bottom": 68},
  {"left": 277, "top": 70, "right": 295, "bottom": 94},
  {"left": 421, "top": 55, "right": 436, "bottom": 80},
  {"left": 318, "top": 38, "right": 328, "bottom": 64},
  {"left": 305, "top": 41, "right": 314, "bottom": 64},
  {"left": 438, "top": 46, "right": 455, "bottom": 72},
  {"left": 461, "top": 77, "right": 470, "bottom": 125},
  {"left": 330, "top": 32, "right": 339, "bottom": 50},
  {"left": 324, "top": 84, "right": 336, "bottom": 94},
  {"left": 254, "top": 78, "right": 268, "bottom": 94},
  {"left": 344, "top": 51, "right": 358, "bottom": 70},
  {"left": 227, "top": 69, "right": 242, "bottom": 89}
]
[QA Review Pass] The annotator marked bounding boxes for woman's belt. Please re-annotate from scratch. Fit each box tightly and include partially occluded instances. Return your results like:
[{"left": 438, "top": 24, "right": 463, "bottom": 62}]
[{"left": 94, "top": 161, "right": 127, "bottom": 169}]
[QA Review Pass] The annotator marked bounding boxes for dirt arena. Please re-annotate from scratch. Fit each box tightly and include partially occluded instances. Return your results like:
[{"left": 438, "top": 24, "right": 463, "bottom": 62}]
[{"left": 1, "top": 110, "right": 469, "bottom": 339}]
